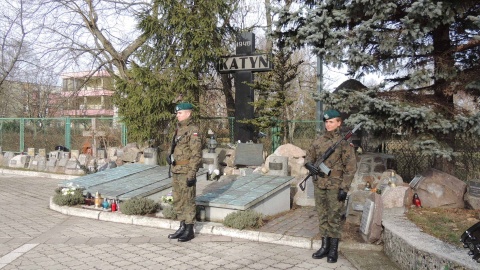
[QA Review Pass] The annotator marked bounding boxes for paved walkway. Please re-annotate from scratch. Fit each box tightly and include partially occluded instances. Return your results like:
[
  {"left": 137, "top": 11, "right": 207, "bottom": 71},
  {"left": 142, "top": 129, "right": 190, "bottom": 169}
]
[{"left": 0, "top": 171, "right": 399, "bottom": 269}]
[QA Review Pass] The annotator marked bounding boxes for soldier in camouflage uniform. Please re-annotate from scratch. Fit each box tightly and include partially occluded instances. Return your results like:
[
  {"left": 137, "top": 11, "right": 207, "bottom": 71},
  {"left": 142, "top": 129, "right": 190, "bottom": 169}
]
[
  {"left": 167, "top": 102, "right": 202, "bottom": 242},
  {"left": 304, "top": 109, "right": 357, "bottom": 263}
]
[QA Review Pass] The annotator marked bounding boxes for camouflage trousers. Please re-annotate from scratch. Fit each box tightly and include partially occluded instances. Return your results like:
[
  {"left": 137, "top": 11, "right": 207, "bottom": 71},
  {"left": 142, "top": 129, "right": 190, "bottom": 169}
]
[
  {"left": 314, "top": 186, "right": 346, "bottom": 239},
  {"left": 172, "top": 173, "right": 196, "bottom": 224}
]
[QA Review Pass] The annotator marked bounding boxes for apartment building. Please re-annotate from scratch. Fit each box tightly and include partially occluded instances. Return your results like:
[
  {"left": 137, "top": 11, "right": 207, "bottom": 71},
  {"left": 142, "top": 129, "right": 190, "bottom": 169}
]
[{"left": 60, "top": 70, "right": 116, "bottom": 117}]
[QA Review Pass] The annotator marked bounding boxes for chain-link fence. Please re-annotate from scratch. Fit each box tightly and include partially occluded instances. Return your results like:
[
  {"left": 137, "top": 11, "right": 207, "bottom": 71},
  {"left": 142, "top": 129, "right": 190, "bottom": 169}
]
[
  {"left": 382, "top": 137, "right": 480, "bottom": 183},
  {"left": 2, "top": 117, "right": 479, "bottom": 182},
  {"left": 0, "top": 117, "right": 126, "bottom": 153}
]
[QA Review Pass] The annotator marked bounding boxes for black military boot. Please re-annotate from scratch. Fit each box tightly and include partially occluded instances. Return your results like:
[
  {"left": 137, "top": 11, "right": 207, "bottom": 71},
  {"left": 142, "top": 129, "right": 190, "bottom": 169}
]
[
  {"left": 312, "top": 237, "right": 330, "bottom": 259},
  {"left": 327, "top": 238, "right": 339, "bottom": 263},
  {"left": 178, "top": 224, "right": 195, "bottom": 242},
  {"left": 168, "top": 221, "right": 185, "bottom": 239}
]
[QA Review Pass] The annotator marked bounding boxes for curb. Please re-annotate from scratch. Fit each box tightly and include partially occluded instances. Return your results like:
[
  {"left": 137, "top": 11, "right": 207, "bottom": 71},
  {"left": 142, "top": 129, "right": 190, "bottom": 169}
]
[
  {"left": 1, "top": 168, "right": 79, "bottom": 180},
  {"left": 48, "top": 197, "right": 380, "bottom": 252}
]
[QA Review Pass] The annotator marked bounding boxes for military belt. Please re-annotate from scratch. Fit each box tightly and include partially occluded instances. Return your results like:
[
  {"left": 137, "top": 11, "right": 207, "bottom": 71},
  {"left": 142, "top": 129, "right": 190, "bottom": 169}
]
[{"left": 174, "top": 160, "right": 190, "bottom": 166}]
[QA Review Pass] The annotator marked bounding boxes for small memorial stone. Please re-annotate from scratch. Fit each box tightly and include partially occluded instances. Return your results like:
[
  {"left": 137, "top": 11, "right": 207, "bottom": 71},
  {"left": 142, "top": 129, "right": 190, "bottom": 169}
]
[
  {"left": 107, "top": 147, "right": 117, "bottom": 159},
  {"left": 46, "top": 159, "right": 57, "bottom": 172},
  {"left": 267, "top": 156, "right": 288, "bottom": 176},
  {"left": 234, "top": 143, "right": 264, "bottom": 166},
  {"left": 468, "top": 180, "right": 480, "bottom": 198},
  {"left": 71, "top": 150, "right": 80, "bottom": 159},
  {"left": 27, "top": 148, "right": 35, "bottom": 156},
  {"left": 360, "top": 198, "right": 374, "bottom": 235}
]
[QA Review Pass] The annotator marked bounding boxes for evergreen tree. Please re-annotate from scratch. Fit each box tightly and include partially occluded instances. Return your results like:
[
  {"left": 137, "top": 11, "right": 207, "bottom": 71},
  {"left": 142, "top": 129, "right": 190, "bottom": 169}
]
[
  {"left": 114, "top": 0, "right": 236, "bottom": 144},
  {"left": 246, "top": 39, "right": 302, "bottom": 144},
  {"left": 275, "top": 0, "right": 480, "bottom": 169}
]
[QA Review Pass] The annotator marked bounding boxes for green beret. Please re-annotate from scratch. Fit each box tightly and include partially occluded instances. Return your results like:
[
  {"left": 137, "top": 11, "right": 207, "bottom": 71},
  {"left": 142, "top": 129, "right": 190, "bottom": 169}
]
[
  {"left": 323, "top": 109, "right": 341, "bottom": 121},
  {"left": 175, "top": 102, "right": 194, "bottom": 112}
]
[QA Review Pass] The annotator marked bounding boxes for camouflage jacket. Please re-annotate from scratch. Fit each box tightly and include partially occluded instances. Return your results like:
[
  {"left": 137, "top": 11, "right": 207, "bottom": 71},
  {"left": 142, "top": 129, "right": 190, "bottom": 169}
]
[
  {"left": 170, "top": 118, "right": 202, "bottom": 179},
  {"left": 305, "top": 128, "right": 357, "bottom": 191}
]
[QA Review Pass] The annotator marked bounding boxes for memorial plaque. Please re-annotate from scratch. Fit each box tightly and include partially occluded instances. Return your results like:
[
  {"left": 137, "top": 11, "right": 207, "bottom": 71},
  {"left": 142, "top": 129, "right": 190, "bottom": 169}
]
[
  {"left": 409, "top": 174, "right": 425, "bottom": 189},
  {"left": 234, "top": 143, "right": 264, "bottom": 166},
  {"left": 469, "top": 180, "right": 480, "bottom": 198},
  {"left": 360, "top": 199, "right": 374, "bottom": 235},
  {"left": 38, "top": 148, "right": 46, "bottom": 157},
  {"left": 49, "top": 151, "right": 59, "bottom": 160},
  {"left": 269, "top": 163, "right": 283, "bottom": 170},
  {"left": 60, "top": 151, "right": 70, "bottom": 159},
  {"left": 143, "top": 152, "right": 153, "bottom": 158},
  {"left": 27, "top": 148, "right": 35, "bottom": 156}
]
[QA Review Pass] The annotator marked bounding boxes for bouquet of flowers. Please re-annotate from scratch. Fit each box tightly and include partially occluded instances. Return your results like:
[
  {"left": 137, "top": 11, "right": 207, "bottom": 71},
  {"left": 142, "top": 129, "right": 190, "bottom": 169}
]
[
  {"left": 161, "top": 191, "right": 173, "bottom": 205},
  {"left": 53, "top": 183, "right": 85, "bottom": 206},
  {"left": 60, "top": 183, "right": 81, "bottom": 196}
]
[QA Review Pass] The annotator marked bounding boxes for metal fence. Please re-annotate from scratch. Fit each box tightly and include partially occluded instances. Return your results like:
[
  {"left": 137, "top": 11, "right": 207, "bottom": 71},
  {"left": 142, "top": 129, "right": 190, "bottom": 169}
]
[
  {"left": 2, "top": 117, "right": 479, "bottom": 182},
  {"left": 0, "top": 117, "right": 127, "bottom": 153}
]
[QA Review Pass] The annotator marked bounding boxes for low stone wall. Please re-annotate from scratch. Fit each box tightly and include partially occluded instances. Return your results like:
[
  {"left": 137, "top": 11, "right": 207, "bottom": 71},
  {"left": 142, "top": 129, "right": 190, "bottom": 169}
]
[{"left": 382, "top": 208, "right": 478, "bottom": 270}]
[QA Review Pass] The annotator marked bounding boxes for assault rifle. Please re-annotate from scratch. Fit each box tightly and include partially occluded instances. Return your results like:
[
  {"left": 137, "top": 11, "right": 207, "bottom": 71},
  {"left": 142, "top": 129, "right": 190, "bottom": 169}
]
[
  {"left": 299, "top": 122, "right": 362, "bottom": 191},
  {"left": 461, "top": 221, "right": 480, "bottom": 263}
]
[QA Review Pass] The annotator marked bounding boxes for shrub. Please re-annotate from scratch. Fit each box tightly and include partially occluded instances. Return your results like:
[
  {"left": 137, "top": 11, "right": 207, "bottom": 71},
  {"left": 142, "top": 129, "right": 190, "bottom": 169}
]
[
  {"left": 161, "top": 205, "right": 176, "bottom": 219},
  {"left": 223, "top": 210, "right": 264, "bottom": 230},
  {"left": 119, "top": 197, "right": 159, "bottom": 215},
  {"left": 52, "top": 188, "right": 85, "bottom": 206}
]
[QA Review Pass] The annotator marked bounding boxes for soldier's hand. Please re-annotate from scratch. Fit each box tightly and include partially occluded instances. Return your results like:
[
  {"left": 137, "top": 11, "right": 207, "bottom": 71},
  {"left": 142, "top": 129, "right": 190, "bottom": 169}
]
[
  {"left": 337, "top": 189, "right": 347, "bottom": 202},
  {"left": 187, "top": 178, "right": 196, "bottom": 187},
  {"left": 305, "top": 162, "right": 320, "bottom": 175}
]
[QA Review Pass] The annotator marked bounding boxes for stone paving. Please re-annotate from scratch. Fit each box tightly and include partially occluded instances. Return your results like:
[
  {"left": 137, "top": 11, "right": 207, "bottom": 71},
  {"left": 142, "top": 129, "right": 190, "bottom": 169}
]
[{"left": 0, "top": 172, "right": 358, "bottom": 270}]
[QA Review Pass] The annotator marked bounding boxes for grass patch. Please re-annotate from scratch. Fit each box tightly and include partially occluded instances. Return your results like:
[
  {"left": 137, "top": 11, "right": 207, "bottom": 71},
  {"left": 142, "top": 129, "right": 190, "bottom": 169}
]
[{"left": 406, "top": 207, "right": 480, "bottom": 248}]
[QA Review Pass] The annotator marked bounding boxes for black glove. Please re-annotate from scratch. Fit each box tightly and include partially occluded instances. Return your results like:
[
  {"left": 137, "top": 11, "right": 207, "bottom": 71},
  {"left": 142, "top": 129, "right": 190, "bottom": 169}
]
[
  {"left": 187, "top": 178, "right": 197, "bottom": 187},
  {"left": 166, "top": 154, "right": 172, "bottom": 165},
  {"left": 305, "top": 162, "right": 320, "bottom": 175},
  {"left": 338, "top": 189, "right": 347, "bottom": 202}
]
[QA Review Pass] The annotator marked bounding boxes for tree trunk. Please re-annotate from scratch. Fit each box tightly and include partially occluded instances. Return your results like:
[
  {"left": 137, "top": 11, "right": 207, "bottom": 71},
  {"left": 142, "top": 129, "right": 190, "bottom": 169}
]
[
  {"left": 432, "top": 24, "right": 455, "bottom": 105},
  {"left": 221, "top": 74, "right": 235, "bottom": 117}
]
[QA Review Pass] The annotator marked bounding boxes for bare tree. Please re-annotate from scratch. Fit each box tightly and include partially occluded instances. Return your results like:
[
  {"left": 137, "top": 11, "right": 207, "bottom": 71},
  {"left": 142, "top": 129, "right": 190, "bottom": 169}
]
[{"left": 36, "top": 0, "right": 158, "bottom": 80}]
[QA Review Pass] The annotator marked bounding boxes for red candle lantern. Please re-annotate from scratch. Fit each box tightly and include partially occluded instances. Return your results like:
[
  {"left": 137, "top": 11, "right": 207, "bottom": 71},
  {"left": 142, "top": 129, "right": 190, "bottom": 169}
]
[
  {"left": 413, "top": 193, "right": 422, "bottom": 207},
  {"left": 111, "top": 200, "right": 117, "bottom": 212}
]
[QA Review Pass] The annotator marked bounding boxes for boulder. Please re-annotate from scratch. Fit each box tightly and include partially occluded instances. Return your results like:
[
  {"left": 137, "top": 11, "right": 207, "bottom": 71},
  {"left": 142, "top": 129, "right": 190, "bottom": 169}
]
[
  {"left": 346, "top": 190, "right": 372, "bottom": 225},
  {"left": 414, "top": 168, "right": 466, "bottom": 208},
  {"left": 272, "top": 143, "right": 307, "bottom": 177},
  {"left": 382, "top": 186, "right": 409, "bottom": 208}
]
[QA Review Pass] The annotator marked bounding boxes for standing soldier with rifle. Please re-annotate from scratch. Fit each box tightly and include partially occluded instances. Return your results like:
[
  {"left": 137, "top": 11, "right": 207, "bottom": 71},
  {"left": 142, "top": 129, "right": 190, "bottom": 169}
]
[
  {"left": 166, "top": 102, "right": 202, "bottom": 242},
  {"left": 304, "top": 109, "right": 357, "bottom": 263}
]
